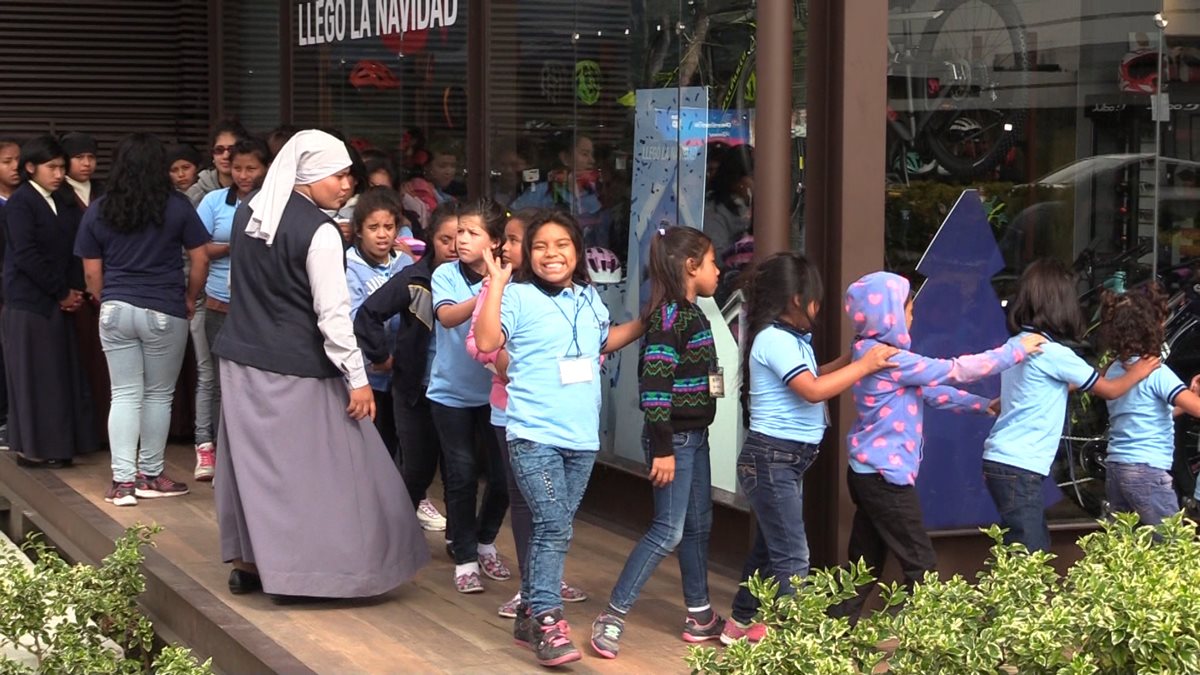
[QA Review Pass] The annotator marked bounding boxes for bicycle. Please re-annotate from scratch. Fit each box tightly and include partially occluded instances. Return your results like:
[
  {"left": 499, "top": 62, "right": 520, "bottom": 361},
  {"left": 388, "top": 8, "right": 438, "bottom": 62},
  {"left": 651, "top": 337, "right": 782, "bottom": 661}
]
[{"left": 886, "top": 0, "right": 1030, "bottom": 182}]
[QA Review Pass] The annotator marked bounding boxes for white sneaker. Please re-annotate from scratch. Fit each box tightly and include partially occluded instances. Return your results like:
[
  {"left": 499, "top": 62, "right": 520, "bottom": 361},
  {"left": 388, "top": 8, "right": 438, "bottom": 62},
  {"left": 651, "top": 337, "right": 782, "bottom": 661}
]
[
  {"left": 194, "top": 442, "right": 215, "bottom": 481},
  {"left": 416, "top": 499, "right": 447, "bottom": 531}
]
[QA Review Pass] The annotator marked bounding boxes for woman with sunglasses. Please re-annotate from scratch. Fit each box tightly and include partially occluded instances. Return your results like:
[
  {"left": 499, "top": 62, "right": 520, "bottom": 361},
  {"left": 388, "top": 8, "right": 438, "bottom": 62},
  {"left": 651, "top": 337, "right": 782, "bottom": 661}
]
[
  {"left": 184, "top": 120, "right": 247, "bottom": 482},
  {"left": 186, "top": 121, "right": 248, "bottom": 208}
]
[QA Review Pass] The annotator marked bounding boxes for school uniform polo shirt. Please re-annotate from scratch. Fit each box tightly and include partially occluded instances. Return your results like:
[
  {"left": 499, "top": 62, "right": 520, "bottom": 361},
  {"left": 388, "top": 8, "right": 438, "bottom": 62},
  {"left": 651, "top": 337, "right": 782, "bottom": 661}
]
[
  {"left": 197, "top": 187, "right": 239, "bottom": 302},
  {"left": 748, "top": 323, "right": 827, "bottom": 444},
  {"left": 427, "top": 260, "right": 492, "bottom": 408},
  {"left": 500, "top": 280, "right": 610, "bottom": 451},
  {"left": 1106, "top": 358, "right": 1186, "bottom": 470},
  {"left": 983, "top": 332, "right": 1099, "bottom": 476}
]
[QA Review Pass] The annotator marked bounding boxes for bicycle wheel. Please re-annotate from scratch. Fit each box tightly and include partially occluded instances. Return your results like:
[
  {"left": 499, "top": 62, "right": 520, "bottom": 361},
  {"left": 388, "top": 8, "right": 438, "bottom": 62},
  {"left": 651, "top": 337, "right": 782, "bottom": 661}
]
[
  {"left": 1053, "top": 390, "right": 1110, "bottom": 518},
  {"left": 916, "top": 0, "right": 1030, "bottom": 179}
]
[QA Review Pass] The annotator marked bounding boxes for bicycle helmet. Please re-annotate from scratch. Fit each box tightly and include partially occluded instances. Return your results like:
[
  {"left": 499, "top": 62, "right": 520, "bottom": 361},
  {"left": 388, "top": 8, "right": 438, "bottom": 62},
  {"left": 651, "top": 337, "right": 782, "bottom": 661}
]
[
  {"left": 1119, "top": 49, "right": 1161, "bottom": 94},
  {"left": 349, "top": 60, "right": 401, "bottom": 90},
  {"left": 586, "top": 247, "right": 623, "bottom": 284}
]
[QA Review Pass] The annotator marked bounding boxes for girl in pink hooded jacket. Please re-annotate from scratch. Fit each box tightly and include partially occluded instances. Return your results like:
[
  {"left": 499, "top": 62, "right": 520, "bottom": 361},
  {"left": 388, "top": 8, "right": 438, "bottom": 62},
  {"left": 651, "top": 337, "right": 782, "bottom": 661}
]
[{"left": 830, "top": 271, "right": 1043, "bottom": 622}]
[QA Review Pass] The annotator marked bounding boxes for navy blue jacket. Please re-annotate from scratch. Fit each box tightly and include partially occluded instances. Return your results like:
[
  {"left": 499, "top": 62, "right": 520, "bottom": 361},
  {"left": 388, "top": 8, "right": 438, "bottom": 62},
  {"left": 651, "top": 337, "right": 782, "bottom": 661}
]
[{"left": 2, "top": 183, "right": 85, "bottom": 316}]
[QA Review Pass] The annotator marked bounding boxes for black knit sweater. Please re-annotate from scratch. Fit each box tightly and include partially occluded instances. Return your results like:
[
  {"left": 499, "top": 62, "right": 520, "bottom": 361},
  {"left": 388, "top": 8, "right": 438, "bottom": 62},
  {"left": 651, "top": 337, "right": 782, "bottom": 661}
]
[{"left": 640, "top": 301, "right": 718, "bottom": 457}]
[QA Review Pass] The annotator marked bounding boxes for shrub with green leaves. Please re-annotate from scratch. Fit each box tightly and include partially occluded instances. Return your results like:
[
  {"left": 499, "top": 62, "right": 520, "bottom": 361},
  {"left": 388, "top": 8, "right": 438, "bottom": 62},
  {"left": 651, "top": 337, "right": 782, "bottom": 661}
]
[
  {"left": 0, "top": 524, "right": 212, "bottom": 674},
  {"left": 688, "top": 513, "right": 1200, "bottom": 675}
]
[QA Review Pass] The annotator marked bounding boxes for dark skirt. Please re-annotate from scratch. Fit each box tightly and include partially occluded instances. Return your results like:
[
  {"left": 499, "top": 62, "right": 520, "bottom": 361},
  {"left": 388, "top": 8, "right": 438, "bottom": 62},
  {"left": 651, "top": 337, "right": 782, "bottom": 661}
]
[
  {"left": 1, "top": 306, "right": 98, "bottom": 461},
  {"left": 215, "top": 361, "right": 430, "bottom": 598}
]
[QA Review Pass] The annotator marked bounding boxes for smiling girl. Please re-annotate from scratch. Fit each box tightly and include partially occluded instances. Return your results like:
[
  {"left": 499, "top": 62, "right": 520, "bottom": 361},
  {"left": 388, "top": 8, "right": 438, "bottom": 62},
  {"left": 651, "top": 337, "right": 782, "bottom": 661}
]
[{"left": 474, "top": 209, "right": 645, "bottom": 668}]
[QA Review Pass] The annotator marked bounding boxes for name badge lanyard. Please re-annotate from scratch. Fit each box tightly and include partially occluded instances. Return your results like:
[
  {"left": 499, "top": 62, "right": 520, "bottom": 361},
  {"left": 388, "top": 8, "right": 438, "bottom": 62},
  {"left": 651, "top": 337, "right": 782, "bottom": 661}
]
[{"left": 552, "top": 289, "right": 601, "bottom": 384}]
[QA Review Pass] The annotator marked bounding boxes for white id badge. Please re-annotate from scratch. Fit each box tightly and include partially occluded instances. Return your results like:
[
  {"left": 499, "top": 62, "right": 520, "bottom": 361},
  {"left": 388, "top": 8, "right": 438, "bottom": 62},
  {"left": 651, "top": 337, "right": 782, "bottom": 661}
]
[
  {"left": 558, "top": 357, "right": 594, "bottom": 385},
  {"left": 708, "top": 366, "right": 725, "bottom": 398}
]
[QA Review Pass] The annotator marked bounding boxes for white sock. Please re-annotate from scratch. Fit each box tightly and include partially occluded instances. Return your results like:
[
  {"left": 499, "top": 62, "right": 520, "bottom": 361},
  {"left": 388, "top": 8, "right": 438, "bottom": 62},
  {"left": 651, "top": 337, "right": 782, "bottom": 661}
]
[
  {"left": 455, "top": 562, "right": 480, "bottom": 577},
  {"left": 478, "top": 542, "right": 498, "bottom": 557},
  {"left": 687, "top": 604, "right": 711, "bottom": 613}
]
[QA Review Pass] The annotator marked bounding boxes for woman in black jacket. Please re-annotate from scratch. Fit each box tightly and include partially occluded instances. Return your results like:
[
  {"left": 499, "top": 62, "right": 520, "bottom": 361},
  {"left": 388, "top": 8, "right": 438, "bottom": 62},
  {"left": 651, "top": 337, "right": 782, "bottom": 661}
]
[{"left": 1, "top": 135, "right": 97, "bottom": 467}]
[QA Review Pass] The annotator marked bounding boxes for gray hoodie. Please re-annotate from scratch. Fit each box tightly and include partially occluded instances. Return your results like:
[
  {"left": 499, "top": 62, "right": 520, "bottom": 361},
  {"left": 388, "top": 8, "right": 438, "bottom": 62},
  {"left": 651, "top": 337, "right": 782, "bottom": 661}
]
[{"left": 186, "top": 169, "right": 225, "bottom": 207}]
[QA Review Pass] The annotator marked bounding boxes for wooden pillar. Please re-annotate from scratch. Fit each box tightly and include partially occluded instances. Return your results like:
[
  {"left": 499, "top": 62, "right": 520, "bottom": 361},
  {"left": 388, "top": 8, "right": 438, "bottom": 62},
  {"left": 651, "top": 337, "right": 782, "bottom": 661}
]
[{"left": 752, "top": 0, "right": 795, "bottom": 258}]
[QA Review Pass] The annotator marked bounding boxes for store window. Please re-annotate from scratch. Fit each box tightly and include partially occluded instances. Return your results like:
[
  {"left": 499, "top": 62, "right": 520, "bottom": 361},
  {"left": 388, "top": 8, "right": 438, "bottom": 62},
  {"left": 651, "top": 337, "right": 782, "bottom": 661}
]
[
  {"left": 485, "top": 0, "right": 808, "bottom": 500},
  {"left": 880, "top": 1, "right": 1200, "bottom": 530},
  {"left": 290, "top": 0, "right": 470, "bottom": 199}
]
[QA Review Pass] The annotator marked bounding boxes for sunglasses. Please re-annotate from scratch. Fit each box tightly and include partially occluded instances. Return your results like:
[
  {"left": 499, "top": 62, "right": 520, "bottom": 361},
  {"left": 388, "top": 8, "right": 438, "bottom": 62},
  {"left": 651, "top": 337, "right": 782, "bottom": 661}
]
[{"left": 212, "top": 145, "right": 233, "bottom": 156}]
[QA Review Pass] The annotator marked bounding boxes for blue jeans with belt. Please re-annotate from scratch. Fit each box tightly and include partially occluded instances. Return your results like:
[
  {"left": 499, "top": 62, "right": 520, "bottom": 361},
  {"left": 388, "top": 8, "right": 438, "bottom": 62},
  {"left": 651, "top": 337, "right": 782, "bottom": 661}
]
[
  {"left": 608, "top": 429, "right": 713, "bottom": 613},
  {"left": 730, "top": 431, "right": 819, "bottom": 624},
  {"left": 99, "top": 301, "right": 189, "bottom": 482}
]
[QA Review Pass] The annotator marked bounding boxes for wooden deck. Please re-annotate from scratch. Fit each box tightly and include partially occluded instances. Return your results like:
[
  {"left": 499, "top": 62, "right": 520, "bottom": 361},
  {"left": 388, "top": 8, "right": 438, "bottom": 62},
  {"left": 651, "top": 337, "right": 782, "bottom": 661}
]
[{"left": 9, "top": 445, "right": 741, "bottom": 674}]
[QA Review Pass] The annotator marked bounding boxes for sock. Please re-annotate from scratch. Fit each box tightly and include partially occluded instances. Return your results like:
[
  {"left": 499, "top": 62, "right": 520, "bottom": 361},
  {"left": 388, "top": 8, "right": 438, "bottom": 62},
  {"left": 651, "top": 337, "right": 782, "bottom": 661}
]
[
  {"left": 478, "top": 542, "right": 498, "bottom": 557},
  {"left": 605, "top": 604, "right": 628, "bottom": 619},
  {"left": 455, "top": 562, "right": 480, "bottom": 577},
  {"left": 688, "top": 605, "right": 714, "bottom": 624}
]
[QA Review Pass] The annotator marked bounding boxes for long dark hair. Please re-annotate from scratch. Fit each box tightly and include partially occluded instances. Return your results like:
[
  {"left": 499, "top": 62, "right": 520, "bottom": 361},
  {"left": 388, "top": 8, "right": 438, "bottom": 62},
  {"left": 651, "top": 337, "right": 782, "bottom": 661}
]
[
  {"left": 1007, "top": 258, "right": 1086, "bottom": 341},
  {"left": 456, "top": 198, "right": 507, "bottom": 252},
  {"left": 1099, "top": 284, "right": 1168, "bottom": 362},
  {"left": 642, "top": 226, "right": 713, "bottom": 323},
  {"left": 101, "top": 133, "right": 171, "bottom": 234},
  {"left": 739, "top": 252, "right": 824, "bottom": 425},
  {"left": 517, "top": 209, "right": 591, "bottom": 286}
]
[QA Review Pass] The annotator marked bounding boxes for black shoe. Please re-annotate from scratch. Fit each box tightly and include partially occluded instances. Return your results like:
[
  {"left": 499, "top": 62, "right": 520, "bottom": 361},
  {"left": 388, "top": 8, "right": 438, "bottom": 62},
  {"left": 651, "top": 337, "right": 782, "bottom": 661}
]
[
  {"left": 15, "top": 455, "right": 71, "bottom": 469},
  {"left": 228, "top": 568, "right": 263, "bottom": 595}
]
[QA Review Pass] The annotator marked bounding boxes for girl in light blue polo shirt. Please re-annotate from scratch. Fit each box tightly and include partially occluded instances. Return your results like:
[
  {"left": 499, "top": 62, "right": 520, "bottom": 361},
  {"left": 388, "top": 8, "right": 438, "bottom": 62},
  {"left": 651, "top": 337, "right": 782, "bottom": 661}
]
[
  {"left": 1099, "top": 287, "right": 1200, "bottom": 525},
  {"left": 721, "top": 253, "right": 899, "bottom": 645},
  {"left": 194, "top": 137, "right": 270, "bottom": 482},
  {"left": 474, "top": 209, "right": 645, "bottom": 668},
  {"left": 982, "top": 259, "right": 1159, "bottom": 552},
  {"left": 427, "top": 199, "right": 513, "bottom": 595}
]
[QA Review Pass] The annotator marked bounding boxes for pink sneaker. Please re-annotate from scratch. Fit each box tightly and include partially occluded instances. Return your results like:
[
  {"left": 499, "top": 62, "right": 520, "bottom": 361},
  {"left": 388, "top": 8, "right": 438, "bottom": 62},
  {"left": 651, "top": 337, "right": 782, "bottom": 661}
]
[
  {"left": 193, "top": 443, "right": 215, "bottom": 482},
  {"left": 719, "top": 620, "right": 767, "bottom": 646},
  {"left": 455, "top": 571, "right": 484, "bottom": 594},
  {"left": 560, "top": 580, "right": 588, "bottom": 603},
  {"left": 478, "top": 550, "right": 512, "bottom": 581}
]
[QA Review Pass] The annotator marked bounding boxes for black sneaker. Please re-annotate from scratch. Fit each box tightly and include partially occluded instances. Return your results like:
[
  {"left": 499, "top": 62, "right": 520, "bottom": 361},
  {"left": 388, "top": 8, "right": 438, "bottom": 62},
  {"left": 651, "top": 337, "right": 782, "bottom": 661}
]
[
  {"left": 681, "top": 612, "right": 726, "bottom": 643},
  {"left": 532, "top": 609, "right": 581, "bottom": 667},
  {"left": 134, "top": 473, "right": 189, "bottom": 498},
  {"left": 513, "top": 601, "right": 537, "bottom": 649},
  {"left": 104, "top": 481, "right": 137, "bottom": 507},
  {"left": 590, "top": 610, "right": 625, "bottom": 659}
]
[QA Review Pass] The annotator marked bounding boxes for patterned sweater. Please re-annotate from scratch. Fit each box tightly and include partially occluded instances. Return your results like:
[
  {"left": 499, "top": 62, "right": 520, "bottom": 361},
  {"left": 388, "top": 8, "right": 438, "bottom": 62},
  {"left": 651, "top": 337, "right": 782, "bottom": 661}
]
[{"left": 640, "top": 301, "right": 718, "bottom": 457}]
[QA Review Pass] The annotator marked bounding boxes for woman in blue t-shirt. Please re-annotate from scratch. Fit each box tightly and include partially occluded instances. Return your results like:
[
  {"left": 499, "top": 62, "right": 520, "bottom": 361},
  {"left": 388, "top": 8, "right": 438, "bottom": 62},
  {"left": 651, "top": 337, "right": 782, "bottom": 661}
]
[
  {"left": 74, "top": 133, "right": 211, "bottom": 507},
  {"left": 193, "top": 138, "right": 270, "bottom": 481}
]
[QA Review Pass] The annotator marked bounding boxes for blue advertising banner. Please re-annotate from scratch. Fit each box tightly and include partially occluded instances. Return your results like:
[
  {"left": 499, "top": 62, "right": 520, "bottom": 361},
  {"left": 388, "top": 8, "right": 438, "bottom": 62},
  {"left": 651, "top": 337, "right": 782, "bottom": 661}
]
[
  {"left": 911, "top": 190, "right": 1062, "bottom": 529},
  {"left": 596, "top": 87, "right": 743, "bottom": 496}
]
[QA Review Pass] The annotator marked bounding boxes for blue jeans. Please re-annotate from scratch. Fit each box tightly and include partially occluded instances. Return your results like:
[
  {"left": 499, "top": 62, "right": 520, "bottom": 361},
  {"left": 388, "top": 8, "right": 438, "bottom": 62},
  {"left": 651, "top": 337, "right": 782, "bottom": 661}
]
[
  {"left": 507, "top": 438, "right": 595, "bottom": 616},
  {"left": 983, "top": 460, "right": 1050, "bottom": 552},
  {"left": 1107, "top": 462, "right": 1179, "bottom": 526},
  {"left": 730, "top": 431, "right": 819, "bottom": 624},
  {"left": 98, "top": 301, "right": 189, "bottom": 482},
  {"left": 429, "top": 402, "right": 509, "bottom": 564},
  {"left": 190, "top": 297, "right": 216, "bottom": 444},
  {"left": 608, "top": 429, "right": 713, "bottom": 614}
]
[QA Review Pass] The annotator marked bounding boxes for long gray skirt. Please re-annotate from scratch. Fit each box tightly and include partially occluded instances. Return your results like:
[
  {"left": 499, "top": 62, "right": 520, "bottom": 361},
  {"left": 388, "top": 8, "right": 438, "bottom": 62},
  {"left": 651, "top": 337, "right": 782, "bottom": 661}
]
[
  {"left": 1, "top": 306, "right": 97, "bottom": 461},
  {"left": 215, "top": 361, "right": 429, "bottom": 598}
]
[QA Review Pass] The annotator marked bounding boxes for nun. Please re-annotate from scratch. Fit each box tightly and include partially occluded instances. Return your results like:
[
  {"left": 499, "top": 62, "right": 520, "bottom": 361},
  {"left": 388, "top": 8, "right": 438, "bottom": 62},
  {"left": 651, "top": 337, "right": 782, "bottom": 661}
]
[{"left": 212, "top": 130, "right": 428, "bottom": 598}]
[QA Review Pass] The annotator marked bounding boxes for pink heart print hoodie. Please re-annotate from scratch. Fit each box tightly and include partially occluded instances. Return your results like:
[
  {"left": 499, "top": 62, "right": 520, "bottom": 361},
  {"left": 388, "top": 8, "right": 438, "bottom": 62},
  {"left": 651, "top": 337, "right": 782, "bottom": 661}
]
[{"left": 844, "top": 272, "right": 1032, "bottom": 486}]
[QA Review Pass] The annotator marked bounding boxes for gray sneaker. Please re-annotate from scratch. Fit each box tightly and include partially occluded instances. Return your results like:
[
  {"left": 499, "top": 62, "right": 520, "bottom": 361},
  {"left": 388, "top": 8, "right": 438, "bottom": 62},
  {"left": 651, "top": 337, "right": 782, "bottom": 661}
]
[
  {"left": 513, "top": 602, "right": 537, "bottom": 649},
  {"left": 590, "top": 611, "right": 625, "bottom": 659}
]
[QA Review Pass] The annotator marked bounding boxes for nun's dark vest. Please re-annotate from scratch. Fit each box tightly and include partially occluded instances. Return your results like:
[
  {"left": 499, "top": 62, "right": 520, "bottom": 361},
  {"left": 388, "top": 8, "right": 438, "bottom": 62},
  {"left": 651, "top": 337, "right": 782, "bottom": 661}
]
[{"left": 213, "top": 191, "right": 343, "bottom": 379}]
